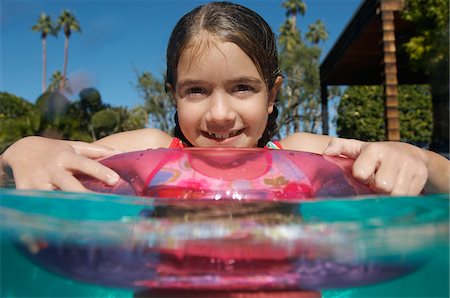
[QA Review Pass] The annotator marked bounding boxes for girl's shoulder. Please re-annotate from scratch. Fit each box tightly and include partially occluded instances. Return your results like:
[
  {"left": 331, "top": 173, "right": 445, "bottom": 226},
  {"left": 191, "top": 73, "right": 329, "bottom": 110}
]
[
  {"left": 279, "top": 132, "right": 332, "bottom": 154},
  {"left": 94, "top": 128, "right": 174, "bottom": 152}
]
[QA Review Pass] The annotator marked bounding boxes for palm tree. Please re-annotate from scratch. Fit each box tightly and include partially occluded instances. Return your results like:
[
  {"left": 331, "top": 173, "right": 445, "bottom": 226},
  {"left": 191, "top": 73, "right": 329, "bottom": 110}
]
[
  {"left": 306, "top": 20, "right": 328, "bottom": 45},
  {"left": 57, "top": 10, "right": 81, "bottom": 91},
  {"left": 48, "top": 71, "right": 64, "bottom": 92},
  {"left": 32, "top": 13, "right": 58, "bottom": 93},
  {"left": 279, "top": 20, "right": 301, "bottom": 52},
  {"left": 282, "top": 0, "right": 306, "bottom": 31},
  {"left": 279, "top": 0, "right": 306, "bottom": 134}
]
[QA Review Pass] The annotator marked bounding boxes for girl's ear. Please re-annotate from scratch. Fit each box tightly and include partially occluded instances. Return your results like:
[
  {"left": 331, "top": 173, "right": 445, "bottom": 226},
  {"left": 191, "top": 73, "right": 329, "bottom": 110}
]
[
  {"left": 166, "top": 83, "right": 176, "bottom": 100},
  {"left": 267, "top": 76, "right": 283, "bottom": 114}
]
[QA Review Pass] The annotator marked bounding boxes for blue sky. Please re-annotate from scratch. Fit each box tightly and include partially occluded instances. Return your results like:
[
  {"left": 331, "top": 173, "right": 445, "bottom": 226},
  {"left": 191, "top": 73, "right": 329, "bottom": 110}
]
[{"left": 1, "top": 0, "right": 362, "bottom": 109}]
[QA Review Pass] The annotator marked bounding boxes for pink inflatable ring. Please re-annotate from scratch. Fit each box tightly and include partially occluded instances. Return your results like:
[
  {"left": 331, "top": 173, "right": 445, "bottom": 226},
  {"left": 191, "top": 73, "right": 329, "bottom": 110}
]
[{"left": 80, "top": 148, "right": 374, "bottom": 200}]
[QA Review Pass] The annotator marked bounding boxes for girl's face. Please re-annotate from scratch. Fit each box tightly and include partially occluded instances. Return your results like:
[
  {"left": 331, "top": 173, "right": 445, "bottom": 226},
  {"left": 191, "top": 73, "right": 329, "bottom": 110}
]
[{"left": 173, "top": 37, "right": 281, "bottom": 148}]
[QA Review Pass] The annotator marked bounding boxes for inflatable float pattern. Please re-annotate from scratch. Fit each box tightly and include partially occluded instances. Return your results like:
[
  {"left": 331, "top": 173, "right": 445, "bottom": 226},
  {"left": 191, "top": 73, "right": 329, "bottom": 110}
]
[{"left": 80, "top": 148, "right": 374, "bottom": 199}]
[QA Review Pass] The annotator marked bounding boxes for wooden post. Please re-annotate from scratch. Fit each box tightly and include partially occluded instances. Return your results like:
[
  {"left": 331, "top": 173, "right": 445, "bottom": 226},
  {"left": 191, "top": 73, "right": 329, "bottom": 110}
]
[{"left": 380, "top": 0, "right": 402, "bottom": 141}]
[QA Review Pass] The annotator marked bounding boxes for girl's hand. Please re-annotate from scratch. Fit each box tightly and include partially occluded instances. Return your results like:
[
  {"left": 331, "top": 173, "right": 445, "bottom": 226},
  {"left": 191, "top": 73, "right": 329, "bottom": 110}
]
[
  {"left": 1, "top": 136, "right": 121, "bottom": 192},
  {"left": 323, "top": 138, "right": 430, "bottom": 196}
]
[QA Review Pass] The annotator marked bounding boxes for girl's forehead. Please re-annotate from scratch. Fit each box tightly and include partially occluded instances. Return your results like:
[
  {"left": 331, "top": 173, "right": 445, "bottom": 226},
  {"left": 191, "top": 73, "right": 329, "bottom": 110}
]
[
  {"left": 182, "top": 35, "right": 235, "bottom": 63},
  {"left": 177, "top": 35, "right": 264, "bottom": 81}
]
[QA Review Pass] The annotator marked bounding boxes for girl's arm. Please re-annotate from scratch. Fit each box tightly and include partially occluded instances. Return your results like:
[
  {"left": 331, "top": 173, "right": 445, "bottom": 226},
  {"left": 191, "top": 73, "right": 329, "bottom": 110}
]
[
  {"left": 323, "top": 138, "right": 450, "bottom": 195},
  {"left": 280, "top": 133, "right": 450, "bottom": 195},
  {"left": 93, "top": 128, "right": 173, "bottom": 151},
  {"left": 0, "top": 136, "right": 122, "bottom": 191},
  {"left": 0, "top": 128, "right": 173, "bottom": 191},
  {"left": 279, "top": 132, "right": 332, "bottom": 154},
  {"left": 422, "top": 149, "right": 450, "bottom": 194}
]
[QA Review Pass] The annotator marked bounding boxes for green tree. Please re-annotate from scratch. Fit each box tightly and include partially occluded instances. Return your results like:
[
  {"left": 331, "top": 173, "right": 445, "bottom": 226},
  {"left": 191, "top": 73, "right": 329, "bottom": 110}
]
[
  {"left": 32, "top": 13, "right": 58, "bottom": 93},
  {"left": 398, "top": 85, "right": 433, "bottom": 144},
  {"left": 277, "top": 0, "right": 328, "bottom": 136},
  {"left": 121, "top": 106, "right": 148, "bottom": 131},
  {"left": 401, "top": 0, "right": 449, "bottom": 151},
  {"left": 0, "top": 93, "right": 41, "bottom": 152},
  {"left": 336, "top": 85, "right": 433, "bottom": 146},
  {"left": 72, "top": 88, "right": 108, "bottom": 139},
  {"left": 135, "top": 71, "right": 175, "bottom": 132},
  {"left": 78, "top": 88, "right": 105, "bottom": 116},
  {"left": 48, "top": 71, "right": 64, "bottom": 92},
  {"left": 306, "top": 20, "right": 328, "bottom": 45},
  {"left": 336, "top": 86, "right": 385, "bottom": 141},
  {"left": 57, "top": 10, "right": 81, "bottom": 91},
  {"left": 282, "top": 0, "right": 306, "bottom": 31},
  {"left": 90, "top": 106, "right": 147, "bottom": 140},
  {"left": 59, "top": 88, "right": 147, "bottom": 141},
  {"left": 279, "top": 20, "right": 301, "bottom": 53},
  {"left": 279, "top": 0, "right": 305, "bottom": 53},
  {"left": 91, "top": 109, "right": 120, "bottom": 139},
  {"left": 401, "top": 0, "right": 449, "bottom": 73},
  {"left": 35, "top": 91, "right": 69, "bottom": 138},
  {"left": 59, "top": 103, "right": 92, "bottom": 142}
]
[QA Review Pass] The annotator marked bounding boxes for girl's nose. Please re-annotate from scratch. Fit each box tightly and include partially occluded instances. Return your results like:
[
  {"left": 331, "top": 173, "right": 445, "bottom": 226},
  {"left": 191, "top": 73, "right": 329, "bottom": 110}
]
[{"left": 206, "top": 92, "right": 236, "bottom": 123}]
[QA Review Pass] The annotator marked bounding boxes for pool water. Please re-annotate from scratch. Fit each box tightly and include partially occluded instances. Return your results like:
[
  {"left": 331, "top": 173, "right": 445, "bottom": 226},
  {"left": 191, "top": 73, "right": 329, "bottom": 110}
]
[
  {"left": 1, "top": 189, "right": 449, "bottom": 297},
  {"left": 1, "top": 242, "right": 448, "bottom": 297}
]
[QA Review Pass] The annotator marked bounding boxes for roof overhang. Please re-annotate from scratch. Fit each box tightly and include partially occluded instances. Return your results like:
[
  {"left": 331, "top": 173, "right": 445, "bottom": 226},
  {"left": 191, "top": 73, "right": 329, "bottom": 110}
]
[{"left": 320, "top": 0, "right": 429, "bottom": 86}]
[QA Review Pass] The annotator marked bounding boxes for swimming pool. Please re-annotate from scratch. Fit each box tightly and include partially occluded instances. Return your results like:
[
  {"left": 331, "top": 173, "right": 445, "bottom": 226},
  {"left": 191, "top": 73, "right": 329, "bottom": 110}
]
[{"left": 1, "top": 189, "right": 448, "bottom": 297}]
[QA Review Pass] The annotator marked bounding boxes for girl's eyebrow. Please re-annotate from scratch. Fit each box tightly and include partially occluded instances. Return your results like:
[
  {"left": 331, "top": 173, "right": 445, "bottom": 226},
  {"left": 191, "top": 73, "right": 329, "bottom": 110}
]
[
  {"left": 177, "top": 79, "right": 207, "bottom": 87},
  {"left": 228, "top": 77, "right": 263, "bottom": 85},
  {"left": 178, "top": 77, "right": 263, "bottom": 87}
]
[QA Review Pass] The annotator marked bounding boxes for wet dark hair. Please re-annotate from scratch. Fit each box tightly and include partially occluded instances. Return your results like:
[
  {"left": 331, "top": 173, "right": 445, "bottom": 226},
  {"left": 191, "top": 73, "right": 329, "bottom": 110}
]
[{"left": 166, "top": 1, "right": 281, "bottom": 147}]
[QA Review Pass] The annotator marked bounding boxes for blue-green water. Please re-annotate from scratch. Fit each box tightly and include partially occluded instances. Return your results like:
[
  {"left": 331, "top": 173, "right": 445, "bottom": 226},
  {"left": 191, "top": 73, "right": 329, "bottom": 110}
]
[
  {"left": 1, "top": 242, "right": 448, "bottom": 297},
  {"left": 1, "top": 189, "right": 449, "bottom": 297}
]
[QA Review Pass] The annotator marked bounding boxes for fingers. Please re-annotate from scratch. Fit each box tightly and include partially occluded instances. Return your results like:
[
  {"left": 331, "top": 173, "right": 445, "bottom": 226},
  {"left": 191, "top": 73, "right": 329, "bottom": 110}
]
[
  {"left": 323, "top": 138, "right": 365, "bottom": 159},
  {"left": 352, "top": 143, "right": 428, "bottom": 196},
  {"left": 14, "top": 152, "right": 120, "bottom": 192},
  {"left": 406, "top": 173, "right": 427, "bottom": 195},
  {"left": 324, "top": 139, "right": 429, "bottom": 196},
  {"left": 368, "top": 165, "right": 426, "bottom": 196},
  {"left": 2, "top": 137, "right": 122, "bottom": 192},
  {"left": 366, "top": 160, "right": 398, "bottom": 194},
  {"left": 66, "top": 141, "right": 122, "bottom": 159},
  {"left": 391, "top": 163, "right": 427, "bottom": 196},
  {"left": 15, "top": 178, "right": 54, "bottom": 191},
  {"left": 63, "top": 154, "right": 120, "bottom": 186},
  {"left": 51, "top": 172, "right": 91, "bottom": 192},
  {"left": 352, "top": 147, "right": 380, "bottom": 185}
]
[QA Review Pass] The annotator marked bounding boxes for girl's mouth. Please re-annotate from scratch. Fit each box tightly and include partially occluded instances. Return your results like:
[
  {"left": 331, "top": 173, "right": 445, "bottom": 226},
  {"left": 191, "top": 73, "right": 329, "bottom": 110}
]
[{"left": 203, "top": 128, "right": 245, "bottom": 141}]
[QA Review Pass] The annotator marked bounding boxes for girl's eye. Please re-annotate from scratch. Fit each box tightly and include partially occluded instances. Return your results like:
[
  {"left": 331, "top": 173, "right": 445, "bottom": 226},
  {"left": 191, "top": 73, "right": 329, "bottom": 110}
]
[
  {"left": 184, "top": 87, "right": 208, "bottom": 98},
  {"left": 187, "top": 87, "right": 206, "bottom": 95},
  {"left": 181, "top": 87, "right": 208, "bottom": 99},
  {"left": 234, "top": 85, "right": 254, "bottom": 93}
]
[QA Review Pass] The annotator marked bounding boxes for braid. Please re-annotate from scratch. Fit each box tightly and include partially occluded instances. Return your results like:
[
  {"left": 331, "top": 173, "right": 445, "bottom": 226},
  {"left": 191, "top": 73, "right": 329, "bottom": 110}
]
[
  {"left": 173, "top": 111, "right": 192, "bottom": 147},
  {"left": 258, "top": 104, "right": 279, "bottom": 147}
]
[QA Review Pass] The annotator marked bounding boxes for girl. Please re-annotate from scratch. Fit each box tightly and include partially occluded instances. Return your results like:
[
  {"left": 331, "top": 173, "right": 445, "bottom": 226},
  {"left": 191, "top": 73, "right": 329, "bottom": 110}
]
[{"left": 1, "top": 2, "right": 449, "bottom": 195}]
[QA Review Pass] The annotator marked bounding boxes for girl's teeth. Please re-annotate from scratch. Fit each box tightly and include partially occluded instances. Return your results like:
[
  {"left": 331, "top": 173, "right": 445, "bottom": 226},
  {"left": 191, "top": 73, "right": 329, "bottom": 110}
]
[
  {"left": 209, "top": 131, "right": 239, "bottom": 139},
  {"left": 214, "top": 133, "right": 230, "bottom": 139}
]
